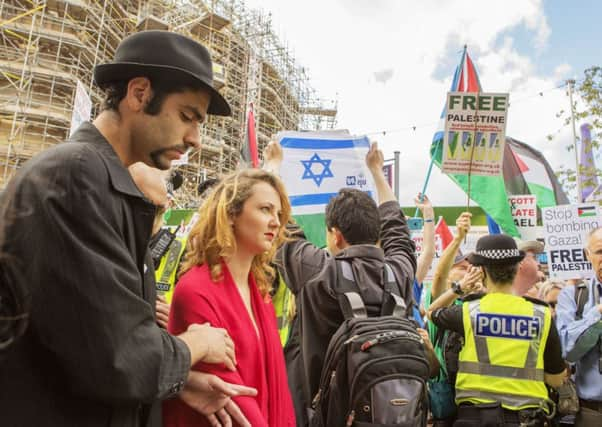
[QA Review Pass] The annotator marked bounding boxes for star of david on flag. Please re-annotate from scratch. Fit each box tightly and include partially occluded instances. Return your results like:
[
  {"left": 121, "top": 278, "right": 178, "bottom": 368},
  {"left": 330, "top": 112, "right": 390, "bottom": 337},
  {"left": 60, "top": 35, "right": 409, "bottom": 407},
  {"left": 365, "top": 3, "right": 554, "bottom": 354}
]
[{"left": 301, "top": 153, "right": 334, "bottom": 187}]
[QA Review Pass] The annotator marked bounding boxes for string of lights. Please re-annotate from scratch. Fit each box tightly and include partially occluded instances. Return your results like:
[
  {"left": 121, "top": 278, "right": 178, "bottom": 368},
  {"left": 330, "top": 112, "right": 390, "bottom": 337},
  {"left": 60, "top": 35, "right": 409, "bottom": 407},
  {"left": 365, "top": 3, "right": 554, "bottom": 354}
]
[{"left": 361, "top": 78, "right": 584, "bottom": 137}]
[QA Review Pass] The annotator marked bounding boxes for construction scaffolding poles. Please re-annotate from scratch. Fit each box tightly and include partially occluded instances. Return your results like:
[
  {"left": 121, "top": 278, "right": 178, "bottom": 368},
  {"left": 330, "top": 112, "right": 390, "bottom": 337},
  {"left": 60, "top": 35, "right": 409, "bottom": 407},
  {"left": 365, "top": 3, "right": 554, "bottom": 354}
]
[
  {"left": 0, "top": 0, "right": 135, "bottom": 186},
  {"left": 0, "top": 0, "right": 337, "bottom": 207}
]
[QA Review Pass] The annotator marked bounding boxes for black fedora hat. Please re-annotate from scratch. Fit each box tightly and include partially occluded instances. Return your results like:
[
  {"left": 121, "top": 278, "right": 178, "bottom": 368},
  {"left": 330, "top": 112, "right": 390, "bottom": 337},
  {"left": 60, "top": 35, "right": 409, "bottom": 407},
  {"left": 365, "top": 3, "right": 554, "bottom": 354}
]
[
  {"left": 94, "top": 30, "right": 231, "bottom": 116},
  {"left": 467, "top": 234, "right": 525, "bottom": 266}
]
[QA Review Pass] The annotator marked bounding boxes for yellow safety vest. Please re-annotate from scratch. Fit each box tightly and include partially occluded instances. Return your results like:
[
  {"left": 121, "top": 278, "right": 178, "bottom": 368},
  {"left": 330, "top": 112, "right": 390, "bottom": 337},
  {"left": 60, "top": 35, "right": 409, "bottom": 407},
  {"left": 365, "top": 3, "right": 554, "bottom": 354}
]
[
  {"left": 272, "top": 273, "right": 294, "bottom": 347},
  {"left": 456, "top": 293, "right": 553, "bottom": 413},
  {"left": 155, "top": 234, "right": 188, "bottom": 304}
]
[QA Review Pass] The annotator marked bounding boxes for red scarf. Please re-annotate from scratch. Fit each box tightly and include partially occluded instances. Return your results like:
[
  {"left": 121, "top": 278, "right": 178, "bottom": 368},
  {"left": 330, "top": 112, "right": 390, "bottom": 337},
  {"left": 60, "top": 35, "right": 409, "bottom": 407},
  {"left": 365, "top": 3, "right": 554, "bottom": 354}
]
[
  {"left": 163, "top": 263, "right": 295, "bottom": 427},
  {"left": 247, "top": 270, "right": 296, "bottom": 427}
]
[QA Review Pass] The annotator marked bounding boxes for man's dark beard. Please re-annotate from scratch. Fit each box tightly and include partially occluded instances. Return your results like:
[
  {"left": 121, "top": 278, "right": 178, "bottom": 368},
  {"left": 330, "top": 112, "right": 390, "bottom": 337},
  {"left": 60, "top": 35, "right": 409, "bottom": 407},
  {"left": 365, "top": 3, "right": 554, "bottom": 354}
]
[{"left": 150, "top": 146, "right": 188, "bottom": 170}]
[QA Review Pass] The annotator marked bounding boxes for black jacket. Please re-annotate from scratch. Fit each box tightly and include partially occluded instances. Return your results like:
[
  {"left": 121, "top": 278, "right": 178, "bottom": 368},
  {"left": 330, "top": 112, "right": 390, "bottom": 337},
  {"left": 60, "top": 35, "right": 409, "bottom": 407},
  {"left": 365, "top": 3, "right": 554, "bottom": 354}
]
[
  {"left": 0, "top": 123, "right": 190, "bottom": 426},
  {"left": 276, "top": 201, "right": 416, "bottom": 426}
]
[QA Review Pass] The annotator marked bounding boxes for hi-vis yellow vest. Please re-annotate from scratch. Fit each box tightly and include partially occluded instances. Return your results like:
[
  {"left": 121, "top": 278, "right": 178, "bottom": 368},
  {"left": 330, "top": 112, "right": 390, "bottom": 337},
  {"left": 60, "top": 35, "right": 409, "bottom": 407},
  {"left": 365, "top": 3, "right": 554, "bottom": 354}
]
[
  {"left": 456, "top": 293, "right": 553, "bottom": 413},
  {"left": 272, "top": 273, "right": 294, "bottom": 347},
  {"left": 155, "top": 234, "right": 188, "bottom": 304}
]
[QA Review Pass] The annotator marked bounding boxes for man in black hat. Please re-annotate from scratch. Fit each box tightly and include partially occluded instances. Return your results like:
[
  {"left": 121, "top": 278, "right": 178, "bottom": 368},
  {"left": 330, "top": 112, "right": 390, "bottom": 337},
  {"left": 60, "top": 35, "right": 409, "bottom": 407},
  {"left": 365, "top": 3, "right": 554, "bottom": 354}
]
[
  {"left": 428, "top": 234, "right": 566, "bottom": 426},
  {"left": 0, "top": 31, "right": 254, "bottom": 427}
]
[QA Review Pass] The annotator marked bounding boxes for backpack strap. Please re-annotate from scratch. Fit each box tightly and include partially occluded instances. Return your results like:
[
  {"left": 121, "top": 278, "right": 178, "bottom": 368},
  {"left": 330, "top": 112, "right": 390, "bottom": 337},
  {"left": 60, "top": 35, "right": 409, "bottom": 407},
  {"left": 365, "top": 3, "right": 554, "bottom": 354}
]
[
  {"left": 334, "top": 259, "right": 406, "bottom": 319},
  {"left": 574, "top": 281, "right": 589, "bottom": 321},
  {"left": 380, "top": 263, "right": 407, "bottom": 317},
  {"left": 335, "top": 260, "right": 368, "bottom": 319}
]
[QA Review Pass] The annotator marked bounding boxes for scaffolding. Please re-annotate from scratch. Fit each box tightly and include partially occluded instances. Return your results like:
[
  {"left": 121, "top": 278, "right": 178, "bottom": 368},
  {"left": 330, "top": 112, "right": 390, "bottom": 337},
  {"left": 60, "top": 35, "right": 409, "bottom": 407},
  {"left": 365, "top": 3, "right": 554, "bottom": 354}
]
[{"left": 0, "top": 0, "right": 337, "bottom": 204}]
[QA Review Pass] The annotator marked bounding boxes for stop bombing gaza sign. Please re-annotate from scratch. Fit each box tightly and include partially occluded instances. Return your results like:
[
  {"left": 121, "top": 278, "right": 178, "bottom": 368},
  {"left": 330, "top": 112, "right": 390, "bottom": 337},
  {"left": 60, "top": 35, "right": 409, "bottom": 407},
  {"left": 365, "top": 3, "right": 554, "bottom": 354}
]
[
  {"left": 443, "top": 92, "right": 509, "bottom": 176},
  {"left": 542, "top": 204, "right": 601, "bottom": 279}
]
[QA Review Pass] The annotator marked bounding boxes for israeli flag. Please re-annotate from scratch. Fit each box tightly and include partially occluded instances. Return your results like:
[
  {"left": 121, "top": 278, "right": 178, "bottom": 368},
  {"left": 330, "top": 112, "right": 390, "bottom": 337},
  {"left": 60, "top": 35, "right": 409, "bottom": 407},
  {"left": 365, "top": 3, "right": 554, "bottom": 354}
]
[{"left": 276, "top": 131, "right": 376, "bottom": 216}]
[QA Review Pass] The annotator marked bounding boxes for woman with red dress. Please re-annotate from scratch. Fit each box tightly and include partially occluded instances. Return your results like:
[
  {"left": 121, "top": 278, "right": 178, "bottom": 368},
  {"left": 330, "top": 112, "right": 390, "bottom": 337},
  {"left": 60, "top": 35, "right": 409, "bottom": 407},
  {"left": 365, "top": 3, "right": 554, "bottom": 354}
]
[{"left": 163, "top": 169, "right": 296, "bottom": 427}]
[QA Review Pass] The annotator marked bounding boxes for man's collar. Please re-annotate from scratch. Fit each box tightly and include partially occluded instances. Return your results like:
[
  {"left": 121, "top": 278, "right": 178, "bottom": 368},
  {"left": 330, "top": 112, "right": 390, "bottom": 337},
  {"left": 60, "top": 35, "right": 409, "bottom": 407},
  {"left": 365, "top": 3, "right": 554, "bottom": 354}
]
[
  {"left": 69, "top": 122, "right": 145, "bottom": 199},
  {"left": 336, "top": 244, "right": 383, "bottom": 260}
]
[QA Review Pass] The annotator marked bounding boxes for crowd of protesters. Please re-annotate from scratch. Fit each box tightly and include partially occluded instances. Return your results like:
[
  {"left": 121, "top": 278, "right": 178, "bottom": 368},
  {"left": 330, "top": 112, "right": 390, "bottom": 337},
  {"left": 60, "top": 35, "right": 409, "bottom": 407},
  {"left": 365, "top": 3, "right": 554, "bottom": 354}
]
[{"left": 0, "top": 30, "right": 600, "bottom": 427}]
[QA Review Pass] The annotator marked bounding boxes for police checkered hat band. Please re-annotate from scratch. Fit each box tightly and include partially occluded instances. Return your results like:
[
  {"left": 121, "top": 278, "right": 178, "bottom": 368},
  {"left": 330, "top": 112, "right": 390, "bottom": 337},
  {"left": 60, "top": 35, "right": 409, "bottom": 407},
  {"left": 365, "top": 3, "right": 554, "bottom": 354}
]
[
  {"left": 467, "top": 234, "right": 525, "bottom": 266},
  {"left": 474, "top": 248, "right": 521, "bottom": 259}
]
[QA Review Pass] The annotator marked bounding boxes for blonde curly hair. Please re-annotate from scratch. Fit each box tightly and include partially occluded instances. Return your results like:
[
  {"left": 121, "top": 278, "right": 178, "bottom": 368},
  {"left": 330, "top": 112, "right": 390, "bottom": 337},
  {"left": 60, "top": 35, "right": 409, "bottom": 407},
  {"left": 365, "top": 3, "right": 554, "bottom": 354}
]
[{"left": 180, "top": 169, "right": 291, "bottom": 296}]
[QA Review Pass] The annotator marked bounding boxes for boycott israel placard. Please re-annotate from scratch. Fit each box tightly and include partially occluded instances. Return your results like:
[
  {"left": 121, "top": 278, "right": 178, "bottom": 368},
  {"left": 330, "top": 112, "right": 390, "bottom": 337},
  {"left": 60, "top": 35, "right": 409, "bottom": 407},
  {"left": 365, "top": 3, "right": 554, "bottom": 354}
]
[
  {"left": 542, "top": 204, "right": 601, "bottom": 279},
  {"left": 509, "top": 195, "right": 537, "bottom": 240},
  {"left": 442, "top": 92, "right": 509, "bottom": 176}
]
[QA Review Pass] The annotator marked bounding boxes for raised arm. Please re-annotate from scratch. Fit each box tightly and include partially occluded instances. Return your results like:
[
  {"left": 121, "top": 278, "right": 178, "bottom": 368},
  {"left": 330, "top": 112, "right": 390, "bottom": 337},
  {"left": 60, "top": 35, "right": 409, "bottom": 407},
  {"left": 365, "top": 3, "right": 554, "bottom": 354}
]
[
  {"left": 366, "top": 142, "right": 417, "bottom": 307},
  {"left": 431, "top": 212, "right": 471, "bottom": 300},
  {"left": 426, "top": 266, "right": 483, "bottom": 320},
  {"left": 414, "top": 193, "right": 435, "bottom": 284},
  {"left": 365, "top": 142, "right": 396, "bottom": 204}
]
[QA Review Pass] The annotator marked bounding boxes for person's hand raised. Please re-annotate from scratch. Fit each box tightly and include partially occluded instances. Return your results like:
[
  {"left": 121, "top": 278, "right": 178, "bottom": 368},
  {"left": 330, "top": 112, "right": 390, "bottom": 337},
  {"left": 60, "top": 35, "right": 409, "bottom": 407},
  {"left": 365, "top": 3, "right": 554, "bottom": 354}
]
[
  {"left": 365, "top": 141, "right": 384, "bottom": 172},
  {"left": 263, "top": 140, "right": 283, "bottom": 165},
  {"left": 455, "top": 212, "right": 472, "bottom": 239}
]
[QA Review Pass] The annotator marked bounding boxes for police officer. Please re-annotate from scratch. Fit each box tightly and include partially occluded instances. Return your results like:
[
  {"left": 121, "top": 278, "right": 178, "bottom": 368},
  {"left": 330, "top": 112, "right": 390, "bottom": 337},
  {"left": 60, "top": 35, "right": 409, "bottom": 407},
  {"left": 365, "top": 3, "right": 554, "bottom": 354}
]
[{"left": 428, "top": 234, "right": 566, "bottom": 426}]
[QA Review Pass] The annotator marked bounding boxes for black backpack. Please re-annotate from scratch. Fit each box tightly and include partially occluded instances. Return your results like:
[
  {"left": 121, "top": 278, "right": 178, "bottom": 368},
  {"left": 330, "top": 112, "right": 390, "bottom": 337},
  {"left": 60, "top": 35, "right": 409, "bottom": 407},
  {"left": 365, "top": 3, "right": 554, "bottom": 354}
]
[{"left": 310, "top": 260, "right": 430, "bottom": 427}]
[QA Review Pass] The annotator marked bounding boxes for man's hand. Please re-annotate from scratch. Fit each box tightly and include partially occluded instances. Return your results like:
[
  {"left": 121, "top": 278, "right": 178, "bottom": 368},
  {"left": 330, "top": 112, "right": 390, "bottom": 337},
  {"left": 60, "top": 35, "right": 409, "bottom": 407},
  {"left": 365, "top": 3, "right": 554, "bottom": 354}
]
[
  {"left": 365, "top": 141, "right": 384, "bottom": 172},
  {"left": 417, "top": 328, "right": 440, "bottom": 378},
  {"left": 455, "top": 212, "right": 472, "bottom": 240},
  {"left": 414, "top": 193, "right": 434, "bottom": 220},
  {"left": 179, "top": 323, "right": 237, "bottom": 370},
  {"left": 416, "top": 328, "right": 433, "bottom": 352},
  {"left": 155, "top": 295, "right": 170, "bottom": 329},
  {"left": 180, "top": 371, "right": 257, "bottom": 427},
  {"left": 459, "top": 266, "right": 484, "bottom": 294},
  {"left": 263, "top": 140, "right": 283, "bottom": 173}
]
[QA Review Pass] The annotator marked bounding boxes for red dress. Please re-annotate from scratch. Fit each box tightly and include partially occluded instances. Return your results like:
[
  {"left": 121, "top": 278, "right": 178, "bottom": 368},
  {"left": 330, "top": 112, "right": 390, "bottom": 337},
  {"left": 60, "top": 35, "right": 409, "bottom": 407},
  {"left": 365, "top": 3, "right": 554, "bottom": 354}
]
[{"left": 163, "top": 263, "right": 296, "bottom": 427}]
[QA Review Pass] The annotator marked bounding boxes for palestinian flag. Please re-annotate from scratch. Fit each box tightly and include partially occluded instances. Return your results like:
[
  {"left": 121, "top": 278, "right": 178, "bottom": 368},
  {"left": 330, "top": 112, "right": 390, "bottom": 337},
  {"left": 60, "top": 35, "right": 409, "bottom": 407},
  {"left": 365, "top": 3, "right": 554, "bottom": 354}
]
[
  {"left": 239, "top": 103, "right": 259, "bottom": 168},
  {"left": 578, "top": 206, "right": 597, "bottom": 217},
  {"left": 430, "top": 48, "right": 519, "bottom": 236},
  {"left": 503, "top": 138, "right": 569, "bottom": 208}
]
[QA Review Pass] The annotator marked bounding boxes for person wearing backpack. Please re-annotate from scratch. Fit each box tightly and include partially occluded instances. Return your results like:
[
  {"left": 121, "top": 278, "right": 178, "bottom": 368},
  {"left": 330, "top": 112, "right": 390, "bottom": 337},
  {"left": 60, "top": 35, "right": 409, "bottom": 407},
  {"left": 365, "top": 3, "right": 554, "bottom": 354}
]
[
  {"left": 263, "top": 141, "right": 423, "bottom": 426},
  {"left": 428, "top": 234, "right": 566, "bottom": 427},
  {"left": 556, "top": 227, "right": 602, "bottom": 426}
]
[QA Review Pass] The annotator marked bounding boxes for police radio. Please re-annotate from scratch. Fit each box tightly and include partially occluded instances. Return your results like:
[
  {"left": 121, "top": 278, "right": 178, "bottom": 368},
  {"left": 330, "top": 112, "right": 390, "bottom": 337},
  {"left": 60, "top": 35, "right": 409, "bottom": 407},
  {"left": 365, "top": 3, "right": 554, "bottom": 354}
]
[{"left": 149, "top": 226, "right": 180, "bottom": 268}]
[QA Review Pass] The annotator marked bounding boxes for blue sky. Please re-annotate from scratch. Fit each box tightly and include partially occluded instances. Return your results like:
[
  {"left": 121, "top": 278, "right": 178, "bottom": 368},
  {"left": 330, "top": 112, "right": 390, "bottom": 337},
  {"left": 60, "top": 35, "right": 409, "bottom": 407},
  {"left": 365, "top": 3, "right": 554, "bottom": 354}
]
[
  {"left": 520, "top": 0, "right": 601, "bottom": 78},
  {"left": 243, "top": 0, "right": 599, "bottom": 205}
]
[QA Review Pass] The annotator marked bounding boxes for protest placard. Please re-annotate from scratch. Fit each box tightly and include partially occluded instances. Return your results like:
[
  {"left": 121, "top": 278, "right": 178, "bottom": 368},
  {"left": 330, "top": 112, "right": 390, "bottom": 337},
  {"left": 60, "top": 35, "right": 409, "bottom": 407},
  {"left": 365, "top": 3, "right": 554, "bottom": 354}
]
[
  {"left": 442, "top": 92, "right": 509, "bottom": 176},
  {"left": 69, "top": 80, "right": 92, "bottom": 137},
  {"left": 509, "top": 195, "right": 537, "bottom": 240},
  {"left": 542, "top": 204, "right": 601, "bottom": 279}
]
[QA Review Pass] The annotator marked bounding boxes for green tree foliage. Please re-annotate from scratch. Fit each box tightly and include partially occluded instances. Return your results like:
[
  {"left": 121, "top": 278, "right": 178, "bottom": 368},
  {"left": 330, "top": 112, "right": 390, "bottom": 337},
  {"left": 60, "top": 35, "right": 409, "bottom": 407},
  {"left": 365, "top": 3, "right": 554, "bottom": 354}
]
[{"left": 549, "top": 66, "right": 602, "bottom": 201}]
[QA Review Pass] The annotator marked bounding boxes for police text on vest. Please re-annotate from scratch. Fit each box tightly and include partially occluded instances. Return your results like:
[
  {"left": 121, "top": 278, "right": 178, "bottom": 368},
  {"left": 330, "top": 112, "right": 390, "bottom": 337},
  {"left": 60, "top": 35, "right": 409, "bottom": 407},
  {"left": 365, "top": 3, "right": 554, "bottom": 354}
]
[{"left": 475, "top": 314, "right": 541, "bottom": 340}]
